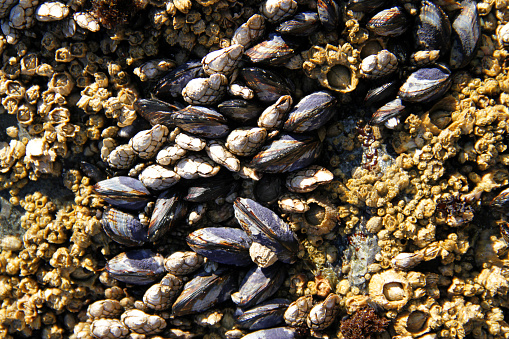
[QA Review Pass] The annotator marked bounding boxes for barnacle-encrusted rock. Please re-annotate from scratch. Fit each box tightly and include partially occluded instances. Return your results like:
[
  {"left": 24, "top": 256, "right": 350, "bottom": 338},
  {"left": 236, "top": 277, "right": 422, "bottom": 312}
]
[{"left": 369, "top": 269, "right": 412, "bottom": 311}]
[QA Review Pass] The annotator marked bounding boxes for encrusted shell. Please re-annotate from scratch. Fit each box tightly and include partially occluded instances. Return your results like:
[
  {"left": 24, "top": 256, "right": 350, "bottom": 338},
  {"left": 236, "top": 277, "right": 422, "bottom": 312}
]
[{"left": 368, "top": 269, "right": 412, "bottom": 310}]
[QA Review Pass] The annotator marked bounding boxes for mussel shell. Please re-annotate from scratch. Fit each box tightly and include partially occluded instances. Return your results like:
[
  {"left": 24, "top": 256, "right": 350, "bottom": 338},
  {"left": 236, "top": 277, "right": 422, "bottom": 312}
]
[
  {"left": 93, "top": 176, "right": 151, "bottom": 211},
  {"left": 449, "top": 0, "right": 480, "bottom": 69},
  {"left": 240, "top": 67, "right": 294, "bottom": 103},
  {"left": 172, "top": 267, "right": 236, "bottom": 316},
  {"left": 490, "top": 187, "right": 509, "bottom": 212},
  {"left": 234, "top": 198, "right": 299, "bottom": 265},
  {"left": 317, "top": 0, "right": 340, "bottom": 31},
  {"left": 106, "top": 249, "right": 165, "bottom": 285},
  {"left": 185, "top": 173, "right": 240, "bottom": 202},
  {"left": 371, "top": 98, "right": 406, "bottom": 125},
  {"left": 101, "top": 208, "right": 148, "bottom": 246},
  {"left": 245, "top": 34, "right": 297, "bottom": 66},
  {"left": 134, "top": 98, "right": 183, "bottom": 126},
  {"left": 283, "top": 91, "right": 337, "bottom": 133},
  {"left": 235, "top": 298, "right": 290, "bottom": 330},
  {"left": 217, "top": 99, "right": 264, "bottom": 123},
  {"left": 148, "top": 190, "right": 187, "bottom": 242},
  {"left": 276, "top": 12, "right": 319, "bottom": 36},
  {"left": 253, "top": 175, "right": 282, "bottom": 205},
  {"left": 367, "top": 6, "right": 408, "bottom": 37},
  {"left": 152, "top": 61, "right": 203, "bottom": 99},
  {"left": 364, "top": 80, "right": 399, "bottom": 105},
  {"left": 171, "top": 106, "right": 229, "bottom": 138},
  {"left": 249, "top": 134, "right": 322, "bottom": 173},
  {"left": 347, "top": 0, "right": 387, "bottom": 12},
  {"left": 186, "top": 227, "right": 253, "bottom": 266},
  {"left": 398, "top": 65, "right": 452, "bottom": 103},
  {"left": 232, "top": 264, "right": 286, "bottom": 308},
  {"left": 241, "top": 327, "right": 298, "bottom": 339},
  {"left": 80, "top": 161, "right": 106, "bottom": 183},
  {"left": 414, "top": 0, "right": 451, "bottom": 53}
]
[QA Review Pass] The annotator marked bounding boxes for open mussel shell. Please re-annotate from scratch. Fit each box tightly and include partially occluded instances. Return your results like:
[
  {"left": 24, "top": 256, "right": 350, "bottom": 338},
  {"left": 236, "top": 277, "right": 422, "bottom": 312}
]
[
  {"left": 367, "top": 6, "right": 408, "bottom": 37},
  {"left": 184, "top": 173, "right": 239, "bottom": 202},
  {"left": 235, "top": 298, "right": 290, "bottom": 330},
  {"left": 186, "top": 227, "right": 253, "bottom": 266},
  {"left": 234, "top": 198, "right": 299, "bottom": 265},
  {"left": 449, "top": 0, "right": 480, "bottom": 69},
  {"left": 245, "top": 34, "right": 297, "bottom": 66},
  {"left": 283, "top": 91, "right": 337, "bottom": 133},
  {"left": 414, "top": 0, "right": 451, "bottom": 54},
  {"left": 106, "top": 249, "right": 165, "bottom": 285},
  {"left": 217, "top": 99, "right": 264, "bottom": 123},
  {"left": 93, "top": 176, "right": 151, "bottom": 211},
  {"left": 171, "top": 106, "right": 229, "bottom": 138},
  {"left": 172, "top": 267, "right": 236, "bottom": 316},
  {"left": 276, "top": 12, "right": 319, "bottom": 36},
  {"left": 152, "top": 61, "right": 203, "bottom": 99},
  {"left": 241, "top": 327, "right": 298, "bottom": 339},
  {"left": 101, "top": 208, "right": 148, "bottom": 246},
  {"left": 134, "top": 98, "right": 183, "bottom": 126},
  {"left": 398, "top": 65, "right": 452, "bottom": 103},
  {"left": 250, "top": 134, "right": 322, "bottom": 173},
  {"left": 232, "top": 264, "right": 286, "bottom": 308},
  {"left": 240, "top": 67, "right": 294, "bottom": 103},
  {"left": 148, "top": 190, "right": 187, "bottom": 242}
]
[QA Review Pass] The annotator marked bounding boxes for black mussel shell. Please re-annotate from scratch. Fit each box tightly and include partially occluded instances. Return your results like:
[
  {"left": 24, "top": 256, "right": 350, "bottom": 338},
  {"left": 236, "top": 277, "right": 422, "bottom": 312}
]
[
  {"left": 364, "top": 80, "right": 400, "bottom": 105},
  {"left": 347, "top": 0, "right": 387, "bottom": 12},
  {"left": 250, "top": 134, "right": 322, "bottom": 173},
  {"left": 490, "top": 187, "right": 509, "bottom": 212},
  {"left": 232, "top": 264, "right": 286, "bottom": 308},
  {"left": 101, "top": 207, "right": 148, "bottom": 246},
  {"left": 234, "top": 198, "right": 299, "bottom": 265},
  {"left": 241, "top": 327, "right": 298, "bottom": 339},
  {"left": 171, "top": 106, "right": 229, "bottom": 138},
  {"left": 80, "top": 161, "right": 106, "bottom": 183},
  {"left": 217, "top": 99, "right": 264, "bottom": 123},
  {"left": 241, "top": 67, "right": 294, "bottom": 103},
  {"left": 185, "top": 173, "right": 239, "bottom": 202},
  {"left": 152, "top": 61, "right": 203, "bottom": 99},
  {"left": 254, "top": 175, "right": 282, "bottom": 205},
  {"left": 414, "top": 0, "right": 452, "bottom": 54},
  {"left": 449, "top": 0, "right": 480, "bottom": 69},
  {"left": 93, "top": 176, "right": 151, "bottom": 211},
  {"left": 283, "top": 91, "right": 337, "bottom": 133},
  {"left": 276, "top": 12, "right": 319, "bottom": 36},
  {"left": 235, "top": 298, "right": 290, "bottom": 330},
  {"left": 148, "top": 190, "right": 187, "bottom": 242},
  {"left": 367, "top": 6, "right": 408, "bottom": 37},
  {"left": 317, "top": 0, "right": 341, "bottom": 31},
  {"left": 371, "top": 98, "right": 406, "bottom": 127},
  {"left": 245, "top": 34, "right": 297, "bottom": 66},
  {"left": 186, "top": 227, "right": 253, "bottom": 266},
  {"left": 398, "top": 65, "right": 452, "bottom": 103},
  {"left": 134, "top": 98, "right": 183, "bottom": 126},
  {"left": 172, "top": 267, "right": 236, "bottom": 316},
  {"left": 106, "top": 249, "right": 165, "bottom": 285}
]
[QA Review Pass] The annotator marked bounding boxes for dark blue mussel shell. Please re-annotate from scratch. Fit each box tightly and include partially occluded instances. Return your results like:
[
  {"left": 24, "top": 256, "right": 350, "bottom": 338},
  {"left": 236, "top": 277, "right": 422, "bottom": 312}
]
[
  {"left": 318, "top": 0, "right": 341, "bottom": 31},
  {"left": 172, "top": 267, "right": 236, "bottom": 316},
  {"left": 398, "top": 65, "right": 452, "bottom": 103},
  {"left": 414, "top": 0, "right": 451, "bottom": 54},
  {"left": 241, "top": 326, "right": 299, "bottom": 339},
  {"left": 245, "top": 34, "right": 297, "bottom": 66},
  {"left": 217, "top": 99, "right": 264, "bottom": 123},
  {"left": 152, "top": 60, "right": 203, "bottom": 99},
  {"left": 184, "top": 173, "right": 240, "bottom": 202},
  {"left": 449, "top": 0, "right": 480, "bottom": 69},
  {"left": 170, "top": 106, "right": 230, "bottom": 138},
  {"left": 93, "top": 176, "right": 151, "bottom": 211},
  {"left": 148, "top": 190, "right": 187, "bottom": 242},
  {"left": 101, "top": 207, "right": 148, "bottom": 246},
  {"left": 186, "top": 227, "right": 253, "bottom": 266},
  {"left": 276, "top": 12, "right": 319, "bottom": 36},
  {"left": 249, "top": 134, "right": 322, "bottom": 173},
  {"left": 232, "top": 264, "right": 286, "bottom": 308},
  {"left": 234, "top": 198, "right": 299, "bottom": 265},
  {"left": 235, "top": 298, "right": 290, "bottom": 330},
  {"left": 283, "top": 91, "right": 337, "bottom": 133},
  {"left": 106, "top": 249, "right": 165, "bottom": 285},
  {"left": 240, "top": 67, "right": 294, "bottom": 103},
  {"left": 134, "top": 98, "right": 183, "bottom": 126}
]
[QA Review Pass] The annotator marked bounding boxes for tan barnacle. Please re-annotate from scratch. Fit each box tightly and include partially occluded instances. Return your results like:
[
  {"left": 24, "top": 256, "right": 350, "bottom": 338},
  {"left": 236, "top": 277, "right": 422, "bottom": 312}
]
[
  {"left": 231, "top": 14, "right": 265, "bottom": 48},
  {"left": 290, "top": 194, "right": 337, "bottom": 236},
  {"left": 284, "top": 295, "right": 313, "bottom": 327},
  {"left": 369, "top": 269, "right": 412, "bottom": 311},
  {"left": 139, "top": 164, "right": 181, "bottom": 190},
  {"left": 133, "top": 59, "right": 175, "bottom": 82},
  {"left": 174, "top": 154, "right": 220, "bottom": 180},
  {"left": 91, "top": 318, "right": 129, "bottom": 339},
  {"left": 87, "top": 299, "right": 123, "bottom": 319},
  {"left": 182, "top": 73, "right": 228, "bottom": 105},
  {"left": 226, "top": 127, "right": 267, "bottom": 157},
  {"left": 0, "top": 140, "right": 25, "bottom": 173},
  {"left": 476, "top": 266, "right": 508, "bottom": 297},
  {"left": 360, "top": 50, "right": 398, "bottom": 79},
  {"left": 156, "top": 143, "right": 187, "bottom": 166},
  {"left": 303, "top": 43, "right": 361, "bottom": 93},
  {"left": 164, "top": 251, "right": 204, "bottom": 276},
  {"left": 129, "top": 124, "right": 169, "bottom": 159},
  {"left": 106, "top": 144, "right": 136, "bottom": 170},
  {"left": 48, "top": 72, "right": 74, "bottom": 96},
  {"left": 120, "top": 309, "right": 166, "bottom": 335},
  {"left": 285, "top": 166, "right": 334, "bottom": 193},
  {"left": 202, "top": 44, "right": 244, "bottom": 76},
  {"left": 0, "top": 79, "right": 25, "bottom": 99},
  {"left": 278, "top": 193, "right": 309, "bottom": 213},
  {"left": 306, "top": 293, "right": 341, "bottom": 331},
  {"left": 393, "top": 307, "right": 434, "bottom": 337},
  {"left": 24, "top": 137, "right": 61, "bottom": 176},
  {"left": 205, "top": 140, "right": 240, "bottom": 172},
  {"left": 35, "top": 1, "right": 69, "bottom": 22},
  {"left": 16, "top": 104, "right": 35, "bottom": 125},
  {"left": 143, "top": 273, "right": 183, "bottom": 311}
]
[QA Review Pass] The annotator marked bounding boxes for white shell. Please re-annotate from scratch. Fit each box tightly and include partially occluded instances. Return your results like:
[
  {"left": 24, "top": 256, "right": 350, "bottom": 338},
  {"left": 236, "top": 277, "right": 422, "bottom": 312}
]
[{"left": 35, "top": 1, "right": 69, "bottom": 22}]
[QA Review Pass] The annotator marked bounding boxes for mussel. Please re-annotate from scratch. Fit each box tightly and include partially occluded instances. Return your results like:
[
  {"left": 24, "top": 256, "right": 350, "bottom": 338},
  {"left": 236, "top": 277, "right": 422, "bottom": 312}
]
[
  {"left": 106, "top": 249, "right": 165, "bottom": 285},
  {"left": 93, "top": 176, "right": 151, "bottom": 211},
  {"left": 398, "top": 65, "right": 452, "bottom": 103}
]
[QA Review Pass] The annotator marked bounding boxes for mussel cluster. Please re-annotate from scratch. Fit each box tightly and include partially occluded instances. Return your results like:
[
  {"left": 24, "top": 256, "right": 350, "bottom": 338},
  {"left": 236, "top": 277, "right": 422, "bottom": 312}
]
[{"left": 88, "top": 0, "right": 483, "bottom": 336}]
